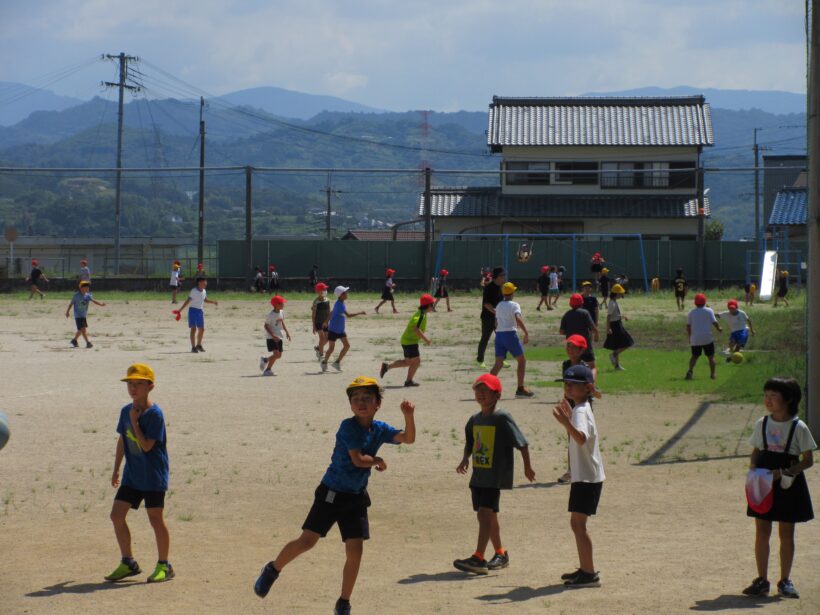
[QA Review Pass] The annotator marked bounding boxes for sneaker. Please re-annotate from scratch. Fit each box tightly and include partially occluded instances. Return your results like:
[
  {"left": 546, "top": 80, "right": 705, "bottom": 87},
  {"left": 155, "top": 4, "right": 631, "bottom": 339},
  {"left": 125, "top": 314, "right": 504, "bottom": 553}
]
[
  {"left": 253, "top": 562, "right": 279, "bottom": 598},
  {"left": 515, "top": 387, "right": 534, "bottom": 398},
  {"left": 380, "top": 362, "right": 389, "bottom": 378},
  {"left": 262, "top": 370, "right": 275, "bottom": 377},
  {"left": 453, "top": 555, "right": 488, "bottom": 575},
  {"left": 70, "top": 339, "right": 79, "bottom": 348},
  {"left": 314, "top": 345, "right": 322, "bottom": 359},
  {"left": 147, "top": 561, "right": 174, "bottom": 583},
  {"left": 614, "top": 365, "right": 625, "bottom": 371},
  {"left": 191, "top": 346, "right": 199, "bottom": 353},
  {"left": 560, "top": 568, "right": 582, "bottom": 580},
  {"left": 404, "top": 380, "right": 420, "bottom": 387},
  {"left": 86, "top": 342, "right": 93, "bottom": 349},
  {"left": 609, "top": 353, "right": 617, "bottom": 367},
  {"left": 502, "top": 360, "right": 511, "bottom": 368},
  {"left": 334, "top": 598, "right": 352, "bottom": 615},
  {"left": 259, "top": 356, "right": 268, "bottom": 372},
  {"left": 742, "top": 577, "right": 770, "bottom": 596},
  {"left": 196, "top": 345, "right": 205, "bottom": 352},
  {"left": 321, "top": 361, "right": 328, "bottom": 372},
  {"left": 557, "top": 472, "right": 571, "bottom": 484},
  {"left": 685, "top": 371, "right": 693, "bottom": 380},
  {"left": 477, "top": 361, "right": 487, "bottom": 370},
  {"left": 777, "top": 578, "right": 799, "bottom": 599},
  {"left": 487, "top": 552, "right": 509, "bottom": 570},
  {"left": 564, "top": 570, "right": 600, "bottom": 587},
  {"left": 104, "top": 559, "right": 141, "bottom": 582},
  {"left": 331, "top": 361, "right": 342, "bottom": 372}
]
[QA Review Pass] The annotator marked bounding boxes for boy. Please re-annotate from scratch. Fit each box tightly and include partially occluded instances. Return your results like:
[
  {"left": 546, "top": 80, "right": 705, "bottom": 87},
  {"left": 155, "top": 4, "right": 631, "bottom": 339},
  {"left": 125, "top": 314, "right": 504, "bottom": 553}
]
[
  {"left": 27, "top": 259, "right": 48, "bottom": 299},
  {"left": 78, "top": 259, "right": 91, "bottom": 283},
  {"left": 536, "top": 265, "right": 550, "bottom": 311},
  {"left": 259, "top": 296, "right": 291, "bottom": 376},
  {"left": 548, "top": 266, "right": 560, "bottom": 309},
  {"left": 598, "top": 268, "right": 611, "bottom": 308},
  {"left": 169, "top": 261, "right": 183, "bottom": 304},
  {"left": 105, "top": 363, "right": 173, "bottom": 583},
  {"left": 559, "top": 293, "right": 599, "bottom": 376},
  {"left": 552, "top": 364, "right": 605, "bottom": 587},
  {"left": 312, "top": 282, "right": 331, "bottom": 359},
  {"left": 685, "top": 293, "right": 722, "bottom": 380},
  {"left": 178, "top": 277, "right": 218, "bottom": 353},
  {"left": 673, "top": 268, "right": 688, "bottom": 311},
  {"left": 268, "top": 265, "right": 280, "bottom": 292},
  {"left": 773, "top": 270, "right": 789, "bottom": 308},
  {"left": 254, "top": 377, "right": 416, "bottom": 615},
  {"left": 433, "top": 269, "right": 451, "bottom": 312},
  {"left": 65, "top": 281, "right": 106, "bottom": 348},
  {"left": 380, "top": 293, "right": 434, "bottom": 387},
  {"left": 744, "top": 280, "right": 756, "bottom": 307},
  {"left": 580, "top": 281, "right": 599, "bottom": 326},
  {"left": 454, "top": 373, "right": 535, "bottom": 574},
  {"left": 374, "top": 268, "right": 398, "bottom": 314},
  {"left": 323, "top": 286, "right": 366, "bottom": 372},
  {"left": 717, "top": 299, "right": 755, "bottom": 360},
  {"left": 254, "top": 266, "right": 265, "bottom": 293},
  {"left": 491, "top": 282, "right": 534, "bottom": 398}
]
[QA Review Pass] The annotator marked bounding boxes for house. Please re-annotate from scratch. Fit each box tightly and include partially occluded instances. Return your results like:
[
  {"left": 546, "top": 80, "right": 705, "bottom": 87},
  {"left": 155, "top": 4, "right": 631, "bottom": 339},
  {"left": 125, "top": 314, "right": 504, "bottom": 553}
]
[
  {"left": 341, "top": 230, "right": 427, "bottom": 241},
  {"left": 763, "top": 154, "right": 806, "bottom": 235},
  {"left": 419, "top": 95, "right": 714, "bottom": 239},
  {"left": 769, "top": 186, "right": 807, "bottom": 242}
]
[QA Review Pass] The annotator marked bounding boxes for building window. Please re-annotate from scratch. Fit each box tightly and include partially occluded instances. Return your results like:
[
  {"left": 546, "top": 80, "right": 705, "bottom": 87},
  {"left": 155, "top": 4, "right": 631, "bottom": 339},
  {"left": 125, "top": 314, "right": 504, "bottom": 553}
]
[
  {"left": 669, "top": 161, "right": 696, "bottom": 188},
  {"left": 506, "top": 161, "right": 550, "bottom": 185},
  {"left": 647, "top": 162, "right": 670, "bottom": 188},
  {"left": 554, "top": 161, "right": 598, "bottom": 185},
  {"left": 602, "top": 161, "right": 693, "bottom": 189},
  {"left": 601, "top": 162, "right": 640, "bottom": 187}
]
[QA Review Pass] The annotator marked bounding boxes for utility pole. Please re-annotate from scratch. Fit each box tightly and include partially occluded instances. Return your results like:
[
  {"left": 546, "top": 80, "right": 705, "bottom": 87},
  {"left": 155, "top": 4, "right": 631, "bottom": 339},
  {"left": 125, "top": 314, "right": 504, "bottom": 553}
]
[
  {"left": 103, "top": 53, "right": 139, "bottom": 275},
  {"left": 198, "top": 96, "right": 206, "bottom": 265},
  {"left": 325, "top": 173, "right": 332, "bottom": 240},
  {"left": 423, "top": 167, "right": 433, "bottom": 286},
  {"left": 806, "top": 0, "right": 819, "bottom": 438},
  {"left": 696, "top": 161, "right": 705, "bottom": 288},
  {"left": 245, "top": 166, "right": 253, "bottom": 288},
  {"left": 753, "top": 127, "right": 761, "bottom": 261}
]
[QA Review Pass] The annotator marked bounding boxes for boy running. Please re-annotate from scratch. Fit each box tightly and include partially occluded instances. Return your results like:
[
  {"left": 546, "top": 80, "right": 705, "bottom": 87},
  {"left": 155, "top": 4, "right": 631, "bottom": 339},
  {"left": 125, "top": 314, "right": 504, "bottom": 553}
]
[
  {"left": 374, "top": 268, "right": 398, "bottom": 314},
  {"left": 491, "top": 282, "right": 534, "bottom": 398},
  {"left": 433, "top": 269, "right": 452, "bottom": 312},
  {"left": 323, "top": 286, "right": 366, "bottom": 372},
  {"left": 78, "top": 259, "right": 91, "bottom": 283},
  {"left": 380, "top": 294, "right": 434, "bottom": 387},
  {"left": 177, "top": 277, "right": 218, "bottom": 353},
  {"left": 259, "top": 296, "right": 291, "bottom": 376},
  {"left": 717, "top": 299, "right": 755, "bottom": 359},
  {"left": 65, "top": 281, "right": 106, "bottom": 348},
  {"left": 685, "top": 293, "right": 722, "bottom": 380},
  {"left": 27, "top": 259, "right": 48, "bottom": 299},
  {"left": 312, "top": 282, "right": 331, "bottom": 359},
  {"left": 580, "top": 281, "right": 599, "bottom": 325}
]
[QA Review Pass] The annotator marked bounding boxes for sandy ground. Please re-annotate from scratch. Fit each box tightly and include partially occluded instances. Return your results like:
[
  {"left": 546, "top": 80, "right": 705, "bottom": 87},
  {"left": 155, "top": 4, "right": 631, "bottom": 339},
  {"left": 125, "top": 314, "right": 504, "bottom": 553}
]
[{"left": 0, "top": 292, "right": 817, "bottom": 615}]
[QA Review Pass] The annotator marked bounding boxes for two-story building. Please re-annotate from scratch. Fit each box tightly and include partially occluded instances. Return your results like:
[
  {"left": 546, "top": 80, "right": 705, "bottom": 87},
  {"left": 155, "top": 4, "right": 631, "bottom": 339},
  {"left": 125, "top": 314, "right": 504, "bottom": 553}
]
[{"left": 420, "top": 95, "right": 714, "bottom": 239}]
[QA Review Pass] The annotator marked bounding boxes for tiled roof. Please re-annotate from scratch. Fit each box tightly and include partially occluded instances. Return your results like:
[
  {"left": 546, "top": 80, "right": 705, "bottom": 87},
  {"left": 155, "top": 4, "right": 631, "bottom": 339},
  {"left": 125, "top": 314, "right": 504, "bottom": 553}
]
[
  {"left": 419, "top": 188, "right": 710, "bottom": 219},
  {"left": 769, "top": 188, "right": 807, "bottom": 226},
  {"left": 341, "top": 230, "right": 426, "bottom": 241},
  {"left": 487, "top": 96, "right": 713, "bottom": 150}
]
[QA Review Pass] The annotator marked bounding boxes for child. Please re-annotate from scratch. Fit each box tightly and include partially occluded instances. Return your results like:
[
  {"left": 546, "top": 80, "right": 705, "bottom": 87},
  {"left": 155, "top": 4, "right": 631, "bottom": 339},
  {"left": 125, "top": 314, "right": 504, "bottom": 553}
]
[
  {"left": 580, "top": 281, "right": 599, "bottom": 326},
  {"left": 590, "top": 252, "right": 605, "bottom": 285},
  {"left": 603, "top": 284, "right": 632, "bottom": 370},
  {"left": 268, "top": 265, "right": 280, "bottom": 292},
  {"left": 309, "top": 264, "right": 319, "bottom": 289},
  {"left": 598, "top": 268, "right": 611, "bottom": 308},
  {"left": 178, "top": 277, "right": 218, "bottom": 353},
  {"left": 259, "top": 296, "right": 291, "bottom": 376},
  {"left": 169, "top": 261, "right": 183, "bottom": 304},
  {"left": 717, "top": 299, "right": 755, "bottom": 359},
  {"left": 66, "top": 281, "right": 106, "bottom": 348},
  {"left": 479, "top": 266, "right": 492, "bottom": 288},
  {"left": 454, "top": 373, "right": 535, "bottom": 574},
  {"left": 78, "top": 259, "right": 91, "bottom": 283},
  {"left": 374, "top": 268, "right": 398, "bottom": 314},
  {"left": 312, "top": 282, "right": 331, "bottom": 359},
  {"left": 27, "top": 259, "right": 48, "bottom": 299},
  {"left": 557, "top": 265, "right": 567, "bottom": 295},
  {"left": 254, "top": 266, "right": 265, "bottom": 293},
  {"left": 195, "top": 263, "right": 205, "bottom": 278},
  {"left": 744, "top": 280, "right": 756, "bottom": 307},
  {"left": 773, "top": 270, "right": 789, "bottom": 307},
  {"left": 491, "top": 283, "right": 534, "bottom": 398},
  {"left": 685, "top": 293, "right": 722, "bottom": 380},
  {"left": 547, "top": 266, "right": 560, "bottom": 309},
  {"left": 323, "top": 286, "right": 366, "bottom": 372},
  {"left": 254, "top": 377, "right": 416, "bottom": 615},
  {"left": 380, "top": 294, "right": 434, "bottom": 387},
  {"left": 743, "top": 377, "right": 815, "bottom": 599},
  {"left": 559, "top": 293, "right": 599, "bottom": 375},
  {"left": 536, "top": 265, "right": 550, "bottom": 311},
  {"left": 433, "top": 269, "right": 452, "bottom": 312},
  {"left": 673, "top": 268, "right": 688, "bottom": 311},
  {"left": 552, "top": 364, "right": 605, "bottom": 587},
  {"left": 105, "top": 363, "right": 173, "bottom": 583}
]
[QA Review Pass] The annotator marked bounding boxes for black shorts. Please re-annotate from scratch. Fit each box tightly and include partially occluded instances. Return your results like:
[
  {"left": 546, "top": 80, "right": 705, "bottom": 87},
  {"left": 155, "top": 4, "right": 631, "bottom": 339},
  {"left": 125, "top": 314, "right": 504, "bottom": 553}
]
[
  {"left": 777, "top": 288, "right": 788, "bottom": 298},
  {"left": 266, "top": 338, "right": 283, "bottom": 353},
  {"left": 744, "top": 283, "right": 752, "bottom": 294},
  {"left": 674, "top": 290, "right": 686, "bottom": 298},
  {"left": 434, "top": 288, "right": 448, "bottom": 298},
  {"left": 470, "top": 486, "right": 501, "bottom": 512},
  {"left": 328, "top": 330, "right": 347, "bottom": 342},
  {"left": 115, "top": 485, "right": 166, "bottom": 510},
  {"left": 302, "top": 483, "right": 371, "bottom": 542},
  {"left": 402, "top": 344, "right": 420, "bottom": 359},
  {"left": 381, "top": 289, "right": 394, "bottom": 301},
  {"left": 580, "top": 348, "right": 596, "bottom": 363},
  {"left": 568, "top": 482, "right": 602, "bottom": 516},
  {"left": 590, "top": 264, "right": 602, "bottom": 273},
  {"left": 314, "top": 319, "right": 329, "bottom": 332},
  {"left": 691, "top": 342, "right": 715, "bottom": 357},
  {"left": 75, "top": 317, "right": 88, "bottom": 330},
  {"left": 169, "top": 285, "right": 179, "bottom": 291}
]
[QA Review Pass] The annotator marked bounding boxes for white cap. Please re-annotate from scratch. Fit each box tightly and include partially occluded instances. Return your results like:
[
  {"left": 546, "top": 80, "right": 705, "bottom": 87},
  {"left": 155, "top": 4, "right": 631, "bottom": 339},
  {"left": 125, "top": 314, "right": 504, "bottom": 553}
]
[{"left": 334, "top": 285, "right": 350, "bottom": 297}]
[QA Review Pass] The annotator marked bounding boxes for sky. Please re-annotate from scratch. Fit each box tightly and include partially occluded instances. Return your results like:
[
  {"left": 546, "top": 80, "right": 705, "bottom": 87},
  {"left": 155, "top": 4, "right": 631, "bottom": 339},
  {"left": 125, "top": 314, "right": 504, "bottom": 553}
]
[{"left": 0, "top": 0, "right": 808, "bottom": 111}]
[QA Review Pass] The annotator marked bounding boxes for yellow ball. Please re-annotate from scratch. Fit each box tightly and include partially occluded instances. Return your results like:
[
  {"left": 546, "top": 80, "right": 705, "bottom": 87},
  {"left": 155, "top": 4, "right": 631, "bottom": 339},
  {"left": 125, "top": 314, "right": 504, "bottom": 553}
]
[{"left": 731, "top": 352, "right": 744, "bottom": 364}]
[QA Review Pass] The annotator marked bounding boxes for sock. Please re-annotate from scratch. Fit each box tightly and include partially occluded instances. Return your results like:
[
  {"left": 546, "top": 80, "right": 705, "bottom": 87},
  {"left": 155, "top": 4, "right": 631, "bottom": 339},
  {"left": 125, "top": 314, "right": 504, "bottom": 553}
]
[
  {"left": 122, "top": 556, "right": 136, "bottom": 567},
  {"left": 495, "top": 548, "right": 506, "bottom": 556},
  {"left": 158, "top": 560, "right": 168, "bottom": 565},
  {"left": 472, "top": 551, "right": 485, "bottom": 561},
  {"left": 336, "top": 598, "right": 350, "bottom": 605}
]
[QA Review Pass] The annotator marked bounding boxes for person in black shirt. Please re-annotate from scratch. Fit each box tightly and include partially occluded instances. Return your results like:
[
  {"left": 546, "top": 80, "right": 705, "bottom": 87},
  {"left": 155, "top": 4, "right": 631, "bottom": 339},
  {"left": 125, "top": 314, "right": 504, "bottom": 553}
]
[
  {"left": 774, "top": 270, "right": 789, "bottom": 308},
  {"left": 477, "top": 267, "right": 505, "bottom": 368},
  {"left": 536, "top": 266, "right": 550, "bottom": 311},
  {"left": 580, "top": 281, "right": 599, "bottom": 325},
  {"left": 598, "top": 268, "right": 611, "bottom": 308},
  {"left": 673, "top": 268, "right": 688, "bottom": 311},
  {"left": 308, "top": 265, "right": 319, "bottom": 290},
  {"left": 559, "top": 293, "right": 599, "bottom": 370},
  {"left": 27, "top": 259, "right": 48, "bottom": 299}
]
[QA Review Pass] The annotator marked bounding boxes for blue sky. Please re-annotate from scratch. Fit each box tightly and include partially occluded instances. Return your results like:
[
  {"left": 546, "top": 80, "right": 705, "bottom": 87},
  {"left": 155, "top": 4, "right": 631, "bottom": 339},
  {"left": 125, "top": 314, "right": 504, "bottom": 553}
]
[{"left": 0, "top": 0, "right": 807, "bottom": 110}]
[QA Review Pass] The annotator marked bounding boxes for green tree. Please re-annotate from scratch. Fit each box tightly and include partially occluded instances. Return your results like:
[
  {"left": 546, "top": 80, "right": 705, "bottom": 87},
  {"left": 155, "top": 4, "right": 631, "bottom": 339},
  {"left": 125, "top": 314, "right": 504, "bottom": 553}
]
[{"left": 705, "top": 219, "right": 724, "bottom": 240}]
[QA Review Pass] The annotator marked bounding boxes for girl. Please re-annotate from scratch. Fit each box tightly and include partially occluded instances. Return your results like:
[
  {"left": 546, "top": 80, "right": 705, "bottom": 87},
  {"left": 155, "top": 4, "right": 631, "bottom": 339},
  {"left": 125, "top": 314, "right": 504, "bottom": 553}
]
[
  {"left": 311, "top": 282, "right": 331, "bottom": 359},
  {"left": 433, "top": 269, "right": 451, "bottom": 312},
  {"left": 743, "top": 377, "right": 814, "bottom": 599},
  {"left": 602, "top": 284, "right": 633, "bottom": 371},
  {"left": 375, "top": 268, "right": 398, "bottom": 314}
]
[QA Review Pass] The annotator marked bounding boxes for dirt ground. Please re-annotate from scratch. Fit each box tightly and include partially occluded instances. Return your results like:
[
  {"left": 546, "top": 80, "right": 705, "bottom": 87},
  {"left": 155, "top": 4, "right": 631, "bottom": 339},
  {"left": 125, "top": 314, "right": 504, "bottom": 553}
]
[{"left": 0, "top": 292, "right": 817, "bottom": 615}]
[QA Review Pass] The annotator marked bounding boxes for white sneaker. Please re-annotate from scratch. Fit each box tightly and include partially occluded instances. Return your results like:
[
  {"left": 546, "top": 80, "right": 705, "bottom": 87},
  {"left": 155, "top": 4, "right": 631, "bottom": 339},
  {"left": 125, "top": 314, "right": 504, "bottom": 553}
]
[
  {"left": 262, "top": 369, "right": 275, "bottom": 376},
  {"left": 259, "top": 356, "right": 267, "bottom": 373},
  {"left": 331, "top": 361, "right": 343, "bottom": 372},
  {"left": 321, "top": 361, "right": 328, "bottom": 372},
  {"left": 314, "top": 346, "right": 322, "bottom": 359}
]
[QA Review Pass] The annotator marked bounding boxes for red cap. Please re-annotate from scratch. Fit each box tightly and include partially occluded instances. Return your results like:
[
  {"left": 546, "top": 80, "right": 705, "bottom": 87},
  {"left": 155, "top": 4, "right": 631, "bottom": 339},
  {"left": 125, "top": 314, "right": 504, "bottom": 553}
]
[
  {"left": 270, "top": 295, "right": 286, "bottom": 307},
  {"left": 386, "top": 268, "right": 396, "bottom": 276},
  {"left": 315, "top": 282, "right": 329, "bottom": 291},
  {"left": 566, "top": 334, "right": 588, "bottom": 349},
  {"left": 569, "top": 293, "right": 584, "bottom": 308},
  {"left": 727, "top": 299, "right": 738, "bottom": 309},
  {"left": 473, "top": 373, "right": 502, "bottom": 393},
  {"left": 268, "top": 265, "right": 276, "bottom": 271},
  {"left": 694, "top": 293, "right": 707, "bottom": 306},
  {"left": 541, "top": 265, "right": 549, "bottom": 273},
  {"left": 440, "top": 268, "right": 449, "bottom": 276},
  {"left": 173, "top": 260, "right": 180, "bottom": 265},
  {"left": 80, "top": 259, "right": 88, "bottom": 265},
  {"left": 31, "top": 259, "right": 38, "bottom": 266},
  {"left": 419, "top": 293, "right": 435, "bottom": 307},
  {"left": 197, "top": 263, "right": 203, "bottom": 269}
]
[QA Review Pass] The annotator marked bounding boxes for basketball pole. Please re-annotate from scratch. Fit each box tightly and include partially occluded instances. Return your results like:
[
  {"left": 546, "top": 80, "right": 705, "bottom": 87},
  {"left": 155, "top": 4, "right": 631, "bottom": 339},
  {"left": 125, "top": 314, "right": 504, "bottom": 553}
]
[{"left": 806, "top": 0, "right": 819, "bottom": 438}]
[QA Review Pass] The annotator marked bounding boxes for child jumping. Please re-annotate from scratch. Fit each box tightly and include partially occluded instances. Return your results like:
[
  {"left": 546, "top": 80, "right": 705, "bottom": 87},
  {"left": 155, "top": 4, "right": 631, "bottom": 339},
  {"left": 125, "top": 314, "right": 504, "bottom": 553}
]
[
  {"left": 105, "top": 363, "right": 173, "bottom": 584},
  {"left": 66, "top": 281, "right": 106, "bottom": 348},
  {"left": 259, "top": 296, "right": 291, "bottom": 376},
  {"left": 253, "top": 377, "right": 415, "bottom": 615},
  {"left": 717, "top": 299, "right": 755, "bottom": 360},
  {"left": 177, "top": 277, "right": 218, "bottom": 353},
  {"left": 743, "top": 377, "right": 814, "bottom": 599},
  {"left": 454, "top": 373, "right": 535, "bottom": 574},
  {"left": 374, "top": 268, "right": 398, "bottom": 314},
  {"left": 312, "top": 282, "right": 331, "bottom": 359},
  {"left": 491, "top": 282, "right": 534, "bottom": 398},
  {"left": 323, "top": 286, "right": 366, "bottom": 372},
  {"left": 685, "top": 293, "right": 722, "bottom": 380},
  {"left": 380, "top": 294, "right": 434, "bottom": 387}
]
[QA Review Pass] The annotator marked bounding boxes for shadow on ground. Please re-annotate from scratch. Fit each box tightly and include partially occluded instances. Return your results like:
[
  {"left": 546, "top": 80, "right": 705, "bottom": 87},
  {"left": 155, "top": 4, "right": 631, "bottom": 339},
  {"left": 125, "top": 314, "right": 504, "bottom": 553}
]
[
  {"left": 690, "top": 594, "right": 775, "bottom": 610},
  {"left": 26, "top": 580, "right": 139, "bottom": 597}
]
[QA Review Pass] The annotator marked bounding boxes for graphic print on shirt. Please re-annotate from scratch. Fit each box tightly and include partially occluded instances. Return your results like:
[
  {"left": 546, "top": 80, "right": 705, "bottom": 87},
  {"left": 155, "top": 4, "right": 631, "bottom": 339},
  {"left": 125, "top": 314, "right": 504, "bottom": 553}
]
[
  {"left": 124, "top": 425, "right": 142, "bottom": 454},
  {"left": 473, "top": 425, "right": 496, "bottom": 468},
  {"left": 764, "top": 427, "right": 789, "bottom": 453}
]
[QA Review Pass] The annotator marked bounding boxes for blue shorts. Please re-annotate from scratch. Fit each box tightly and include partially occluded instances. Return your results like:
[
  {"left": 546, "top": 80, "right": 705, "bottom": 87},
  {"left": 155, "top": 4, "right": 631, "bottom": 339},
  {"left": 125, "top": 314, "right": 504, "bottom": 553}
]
[
  {"left": 729, "top": 329, "right": 749, "bottom": 347},
  {"left": 188, "top": 307, "right": 205, "bottom": 328},
  {"left": 494, "top": 331, "right": 524, "bottom": 359}
]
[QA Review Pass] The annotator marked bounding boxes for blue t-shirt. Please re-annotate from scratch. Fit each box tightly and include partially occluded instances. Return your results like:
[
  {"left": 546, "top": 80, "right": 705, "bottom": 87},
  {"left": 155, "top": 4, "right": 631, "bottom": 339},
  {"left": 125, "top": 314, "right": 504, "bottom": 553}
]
[
  {"left": 321, "top": 418, "right": 401, "bottom": 494},
  {"left": 116, "top": 403, "right": 169, "bottom": 491},
  {"left": 71, "top": 291, "right": 93, "bottom": 318},
  {"left": 328, "top": 300, "right": 347, "bottom": 334}
]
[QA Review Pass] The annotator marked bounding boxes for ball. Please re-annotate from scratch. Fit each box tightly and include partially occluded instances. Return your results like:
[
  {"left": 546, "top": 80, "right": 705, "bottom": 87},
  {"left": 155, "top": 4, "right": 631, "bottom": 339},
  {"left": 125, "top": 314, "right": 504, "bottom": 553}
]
[
  {"left": 731, "top": 352, "right": 744, "bottom": 364},
  {"left": 0, "top": 411, "right": 9, "bottom": 451}
]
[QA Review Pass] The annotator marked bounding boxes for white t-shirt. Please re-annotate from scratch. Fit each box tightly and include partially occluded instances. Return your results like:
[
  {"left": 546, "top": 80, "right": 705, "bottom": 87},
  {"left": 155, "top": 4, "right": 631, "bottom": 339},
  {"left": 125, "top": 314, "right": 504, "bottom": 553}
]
[
  {"left": 569, "top": 401, "right": 606, "bottom": 483},
  {"left": 606, "top": 300, "right": 621, "bottom": 322},
  {"left": 495, "top": 300, "right": 522, "bottom": 332},
  {"left": 265, "top": 309, "right": 284, "bottom": 340},
  {"left": 549, "top": 272, "right": 559, "bottom": 290},
  {"left": 749, "top": 416, "right": 817, "bottom": 455},
  {"left": 717, "top": 309, "right": 749, "bottom": 333},
  {"left": 188, "top": 287, "right": 206, "bottom": 310},
  {"left": 687, "top": 307, "right": 717, "bottom": 346},
  {"left": 170, "top": 269, "right": 181, "bottom": 287}
]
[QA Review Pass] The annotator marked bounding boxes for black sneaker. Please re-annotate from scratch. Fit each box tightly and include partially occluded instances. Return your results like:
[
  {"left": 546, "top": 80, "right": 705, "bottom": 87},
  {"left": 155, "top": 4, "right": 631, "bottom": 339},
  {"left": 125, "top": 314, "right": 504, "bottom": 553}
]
[
  {"left": 404, "top": 380, "right": 420, "bottom": 387},
  {"left": 196, "top": 345, "right": 205, "bottom": 352},
  {"left": 334, "top": 598, "right": 352, "bottom": 615},
  {"left": 380, "top": 362, "right": 388, "bottom": 378},
  {"left": 191, "top": 346, "right": 198, "bottom": 353},
  {"left": 253, "top": 562, "right": 279, "bottom": 598},
  {"left": 777, "top": 578, "right": 798, "bottom": 599},
  {"left": 515, "top": 387, "right": 534, "bottom": 398},
  {"left": 561, "top": 568, "right": 582, "bottom": 580},
  {"left": 742, "top": 577, "right": 770, "bottom": 596},
  {"left": 453, "top": 555, "right": 488, "bottom": 575},
  {"left": 487, "top": 552, "right": 509, "bottom": 570},
  {"left": 564, "top": 570, "right": 600, "bottom": 587},
  {"left": 70, "top": 339, "right": 79, "bottom": 347},
  {"left": 86, "top": 342, "right": 93, "bottom": 348}
]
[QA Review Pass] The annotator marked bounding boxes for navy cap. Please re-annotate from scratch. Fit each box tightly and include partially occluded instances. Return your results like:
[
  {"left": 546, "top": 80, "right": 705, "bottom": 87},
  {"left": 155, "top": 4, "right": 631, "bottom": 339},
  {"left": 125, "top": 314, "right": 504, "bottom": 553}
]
[{"left": 559, "top": 364, "right": 594, "bottom": 384}]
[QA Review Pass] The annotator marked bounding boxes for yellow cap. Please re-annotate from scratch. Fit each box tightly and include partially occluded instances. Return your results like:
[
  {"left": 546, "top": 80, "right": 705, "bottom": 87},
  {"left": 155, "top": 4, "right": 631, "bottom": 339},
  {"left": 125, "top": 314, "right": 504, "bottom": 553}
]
[
  {"left": 346, "top": 376, "right": 381, "bottom": 391},
  {"left": 581, "top": 280, "right": 592, "bottom": 286},
  {"left": 79, "top": 280, "right": 90, "bottom": 287},
  {"left": 121, "top": 363, "right": 155, "bottom": 383},
  {"left": 611, "top": 283, "right": 626, "bottom": 294},
  {"left": 502, "top": 282, "right": 518, "bottom": 295},
  {"left": 602, "top": 267, "right": 610, "bottom": 274},
  {"left": 781, "top": 270, "right": 789, "bottom": 276}
]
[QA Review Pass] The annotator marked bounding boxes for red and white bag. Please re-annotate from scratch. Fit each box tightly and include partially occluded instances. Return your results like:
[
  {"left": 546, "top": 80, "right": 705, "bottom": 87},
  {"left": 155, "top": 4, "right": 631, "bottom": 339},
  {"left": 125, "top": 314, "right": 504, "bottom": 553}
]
[{"left": 745, "top": 469, "right": 774, "bottom": 514}]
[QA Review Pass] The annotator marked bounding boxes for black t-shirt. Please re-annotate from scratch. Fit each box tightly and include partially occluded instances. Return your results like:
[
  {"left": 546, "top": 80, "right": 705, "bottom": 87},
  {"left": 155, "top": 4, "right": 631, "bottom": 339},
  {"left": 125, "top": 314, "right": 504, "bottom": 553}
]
[
  {"left": 673, "top": 276, "right": 687, "bottom": 293},
  {"left": 599, "top": 275, "right": 610, "bottom": 294},
  {"left": 779, "top": 276, "right": 788, "bottom": 292},
  {"left": 481, "top": 281, "right": 503, "bottom": 320},
  {"left": 30, "top": 268, "right": 42, "bottom": 283},
  {"left": 582, "top": 295, "right": 599, "bottom": 324},
  {"left": 537, "top": 274, "right": 549, "bottom": 293},
  {"left": 560, "top": 308, "right": 595, "bottom": 344}
]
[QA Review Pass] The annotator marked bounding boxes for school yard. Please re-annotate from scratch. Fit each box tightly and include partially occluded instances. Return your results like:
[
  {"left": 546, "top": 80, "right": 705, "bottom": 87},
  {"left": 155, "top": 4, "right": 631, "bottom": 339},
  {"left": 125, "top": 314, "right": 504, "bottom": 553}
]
[{"left": 0, "top": 289, "right": 817, "bottom": 615}]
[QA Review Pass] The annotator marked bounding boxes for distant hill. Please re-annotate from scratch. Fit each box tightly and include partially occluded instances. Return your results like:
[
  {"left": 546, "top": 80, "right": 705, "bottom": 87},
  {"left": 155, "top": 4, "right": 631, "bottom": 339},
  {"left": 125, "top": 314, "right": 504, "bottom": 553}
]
[
  {"left": 217, "top": 86, "right": 385, "bottom": 120},
  {"left": 0, "top": 81, "right": 83, "bottom": 126}
]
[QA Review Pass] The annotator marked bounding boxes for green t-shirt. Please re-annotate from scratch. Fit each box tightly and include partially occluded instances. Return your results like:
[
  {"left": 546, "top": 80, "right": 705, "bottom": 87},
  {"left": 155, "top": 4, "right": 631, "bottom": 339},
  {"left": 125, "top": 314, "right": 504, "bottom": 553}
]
[
  {"left": 464, "top": 409, "right": 528, "bottom": 489},
  {"left": 312, "top": 296, "right": 330, "bottom": 322},
  {"left": 400, "top": 309, "right": 427, "bottom": 346}
]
